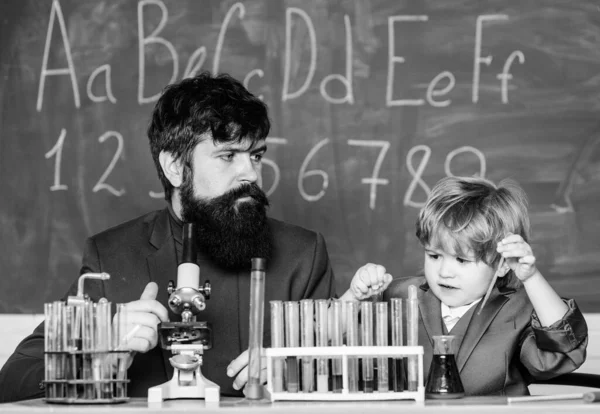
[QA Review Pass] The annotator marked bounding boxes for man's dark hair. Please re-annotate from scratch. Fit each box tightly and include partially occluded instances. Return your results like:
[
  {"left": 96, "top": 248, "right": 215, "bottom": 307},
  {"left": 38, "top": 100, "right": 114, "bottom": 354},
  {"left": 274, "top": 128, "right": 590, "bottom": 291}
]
[{"left": 147, "top": 71, "right": 271, "bottom": 201}]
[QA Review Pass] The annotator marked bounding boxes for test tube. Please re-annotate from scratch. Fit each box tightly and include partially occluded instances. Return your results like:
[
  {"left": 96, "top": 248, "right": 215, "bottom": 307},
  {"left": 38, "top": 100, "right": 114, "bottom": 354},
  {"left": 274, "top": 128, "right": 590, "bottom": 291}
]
[
  {"left": 360, "top": 301, "right": 374, "bottom": 393},
  {"left": 270, "top": 301, "right": 284, "bottom": 392},
  {"left": 375, "top": 302, "right": 389, "bottom": 392},
  {"left": 314, "top": 299, "right": 329, "bottom": 392},
  {"left": 63, "top": 305, "right": 78, "bottom": 399},
  {"left": 114, "top": 303, "right": 127, "bottom": 398},
  {"left": 330, "top": 300, "right": 343, "bottom": 392},
  {"left": 391, "top": 298, "right": 406, "bottom": 392},
  {"left": 284, "top": 301, "right": 300, "bottom": 393},
  {"left": 246, "top": 258, "right": 266, "bottom": 400},
  {"left": 53, "top": 301, "right": 65, "bottom": 399},
  {"left": 96, "top": 298, "right": 111, "bottom": 399},
  {"left": 44, "top": 302, "right": 54, "bottom": 399},
  {"left": 407, "top": 285, "right": 419, "bottom": 391},
  {"left": 82, "top": 300, "right": 94, "bottom": 399},
  {"left": 300, "top": 299, "right": 314, "bottom": 392},
  {"left": 345, "top": 301, "right": 359, "bottom": 392}
]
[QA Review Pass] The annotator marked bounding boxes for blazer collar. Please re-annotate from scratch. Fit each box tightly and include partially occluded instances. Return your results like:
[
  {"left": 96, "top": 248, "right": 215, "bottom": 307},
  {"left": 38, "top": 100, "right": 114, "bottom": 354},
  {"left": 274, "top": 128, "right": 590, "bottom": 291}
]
[
  {"left": 418, "top": 284, "right": 444, "bottom": 344},
  {"left": 149, "top": 207, "right": 175, "bottom": 250},
  {"left": 419, "top": 281, "right": 515, "bottom": 372}
]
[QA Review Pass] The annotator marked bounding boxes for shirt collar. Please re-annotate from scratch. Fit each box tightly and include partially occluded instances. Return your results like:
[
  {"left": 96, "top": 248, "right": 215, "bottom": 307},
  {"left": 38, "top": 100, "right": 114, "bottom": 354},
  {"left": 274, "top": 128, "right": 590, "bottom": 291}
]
[{"left": 441, "top": 298, "right": 481, "bottom": 320}]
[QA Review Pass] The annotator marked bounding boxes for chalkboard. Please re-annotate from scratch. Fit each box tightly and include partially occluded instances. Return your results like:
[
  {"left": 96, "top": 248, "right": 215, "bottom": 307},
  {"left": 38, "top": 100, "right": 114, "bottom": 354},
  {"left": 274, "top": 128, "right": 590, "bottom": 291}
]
[{"left": 2, "top": 0, "right": 600, "bottom": 313}]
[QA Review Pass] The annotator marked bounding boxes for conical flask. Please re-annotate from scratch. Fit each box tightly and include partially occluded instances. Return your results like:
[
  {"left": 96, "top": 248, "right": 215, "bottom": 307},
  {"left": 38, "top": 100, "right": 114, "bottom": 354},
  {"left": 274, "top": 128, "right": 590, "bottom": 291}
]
[{"left": 425, "top": 335, "right": 465, "bottom": 399}]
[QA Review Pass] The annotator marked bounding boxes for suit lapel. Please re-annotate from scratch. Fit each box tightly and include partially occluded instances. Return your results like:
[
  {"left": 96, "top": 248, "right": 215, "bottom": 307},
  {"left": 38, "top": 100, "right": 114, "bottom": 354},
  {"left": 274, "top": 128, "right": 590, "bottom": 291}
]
[
  {"left": 456, "top": 287, "right": 511, "bottom": 372},
  {"left": 146, "top": 208, "right": 179, "bottom": 380},
  {"left": 418, "top": 287, "right": 444, "bottom": 345}
]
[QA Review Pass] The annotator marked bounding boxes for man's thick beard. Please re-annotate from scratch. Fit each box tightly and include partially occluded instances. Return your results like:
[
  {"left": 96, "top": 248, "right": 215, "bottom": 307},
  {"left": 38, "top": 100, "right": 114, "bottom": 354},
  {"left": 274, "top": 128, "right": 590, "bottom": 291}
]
[{"left": 180, "top": 180, "right": 273, "bottom": 271}]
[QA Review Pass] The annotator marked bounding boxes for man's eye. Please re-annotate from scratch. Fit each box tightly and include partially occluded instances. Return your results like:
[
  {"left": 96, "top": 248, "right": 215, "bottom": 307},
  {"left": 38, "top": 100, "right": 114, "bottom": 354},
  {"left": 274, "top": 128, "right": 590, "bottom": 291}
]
[
  {"left": 221, "top": 153, "right": 234, "bottom": 161},
  {"left": 252, "top": 153, "right": 264, "bottom": 162}
]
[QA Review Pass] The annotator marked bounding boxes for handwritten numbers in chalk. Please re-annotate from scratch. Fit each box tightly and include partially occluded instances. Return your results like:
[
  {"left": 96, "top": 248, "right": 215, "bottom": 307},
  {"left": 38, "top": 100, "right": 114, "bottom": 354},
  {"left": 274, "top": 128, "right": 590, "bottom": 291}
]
[
  {"left": 45, "top": 129, "right": 487, "bottom": 211},
  {"left": 348, "top": 140, "right": 390, "bottom": 210},
  {"left": 444, "top": 146, "right": 486, "bottom": 179},
  {"left": 45, "top": 129, "right": 125, "bottom": 196},
  {"left": 262, "top": 137, "right": 289, "bottom": 197},
  {"left": 148, "top": 190, "right": 165, "bottom": 199},
  {"left": 404, "top": 145, "right": 432, "bottom": 208},
  {"left": 45, "top": 128, "right": 68, "bottom": 192},
  {"left": 298, "top": 138, "right": 331, "bottom": 202},
  {"left": 405, "top": 145, "right": 488, "bottom": 208},
  {"left": 92, "top": 132, "right": 126, "bottom": 197}
]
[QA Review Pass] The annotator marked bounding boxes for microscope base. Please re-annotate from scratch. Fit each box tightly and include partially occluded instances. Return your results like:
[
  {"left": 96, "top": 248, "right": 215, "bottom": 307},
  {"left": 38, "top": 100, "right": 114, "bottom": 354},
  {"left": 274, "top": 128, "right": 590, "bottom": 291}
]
[{"left": 147, "top": 367, "right": 220, "bottom": 403}]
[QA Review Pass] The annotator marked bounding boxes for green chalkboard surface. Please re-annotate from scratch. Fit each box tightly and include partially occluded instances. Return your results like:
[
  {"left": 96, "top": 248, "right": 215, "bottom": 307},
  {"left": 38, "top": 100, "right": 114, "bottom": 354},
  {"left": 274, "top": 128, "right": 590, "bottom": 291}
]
[{"left": 1, "top": 0, "right": 600, "bottom": 313}]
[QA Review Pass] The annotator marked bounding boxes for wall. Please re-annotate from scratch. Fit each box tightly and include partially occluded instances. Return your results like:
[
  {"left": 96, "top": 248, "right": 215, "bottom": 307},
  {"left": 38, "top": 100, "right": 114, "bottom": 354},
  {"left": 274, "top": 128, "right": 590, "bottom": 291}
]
[{"left": 1, "top": 0, "right": 600, "bottom": 313}]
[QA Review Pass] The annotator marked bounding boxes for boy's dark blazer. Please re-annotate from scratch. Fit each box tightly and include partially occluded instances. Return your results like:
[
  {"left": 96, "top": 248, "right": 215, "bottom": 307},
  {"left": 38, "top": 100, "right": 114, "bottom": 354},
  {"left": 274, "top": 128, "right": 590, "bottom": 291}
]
[
  {"left": 384, "top": 276, "right": 588, "bottom": 396},
  {"left": 0, "top": 208, "right": 336, "bottom": 402}
]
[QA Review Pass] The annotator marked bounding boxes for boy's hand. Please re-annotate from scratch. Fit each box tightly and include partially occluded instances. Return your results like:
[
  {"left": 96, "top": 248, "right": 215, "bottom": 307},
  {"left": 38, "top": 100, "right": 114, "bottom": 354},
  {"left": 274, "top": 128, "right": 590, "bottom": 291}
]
[
  {"left": 347, "top": 263, "right": 393, "bottom": 301},
  {"left": 497, "top": 234, "right": 538, "bottom": 281}
]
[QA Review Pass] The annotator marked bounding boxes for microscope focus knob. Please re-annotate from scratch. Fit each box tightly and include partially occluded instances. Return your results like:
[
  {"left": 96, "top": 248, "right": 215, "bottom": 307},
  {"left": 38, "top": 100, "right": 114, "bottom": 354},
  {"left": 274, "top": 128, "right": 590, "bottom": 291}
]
[
  {"left": 169, "top": 295, "right": 182, "bottom": 308},
  {"left": 167, "top": 280, "right": 175, "bottom": 295},
  {"left": 192, "top": 296, "right": 206, "bottom": 312},
  {"left": 201, "top": 281, "right": 211, "bottom": 300}
]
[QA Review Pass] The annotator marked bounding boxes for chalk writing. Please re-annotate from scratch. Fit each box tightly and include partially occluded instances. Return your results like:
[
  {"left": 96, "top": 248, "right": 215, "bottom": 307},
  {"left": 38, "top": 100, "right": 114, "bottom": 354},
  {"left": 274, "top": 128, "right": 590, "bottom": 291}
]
[
  {"left": 404, "top": 145, "right": 431, "bottom": 208},
  {"left": 213, "top": 2, "right": 245, "bottom": 76},
  {"left": 37, "top": 0, "right": 80, "bottom": 112},
  {"left": 444, "top": 146, "right": 486, "bottom": 178},
  {"left": 33, "top": 1, "right": 512, "bottom": 209},
  {"left": 320, "top": 15, "right": 354, "bottom": 105},
  {"left": 86, "top": 64, "right": 117, "bottom": 104},
  {"left": 426, "top": 71, "right": 454, "bottom": 107},
  {"left": 347, "top": 140, "right": 390, "bottom": 210},
  {"left": 137, "top": 0, "right": 178, "bottom": 104},
  {"left": 498, "top": 51, "right": 525, "bottom": 104},
  {"left": 243, "top": 69, "right": 265, "bottom": 100},
  {"left": 262, "top": 137, "right": 289, "bottom": 196},
  {"left": 472, "top": 14, "right": 508, "bottom": 103},
  {"left": 183, "top": 47, "right": 207, "bottom": 79},
  {"left": 282, "top": 7, "right": 317, "bottom": 102},
  {"left": 44, "top": 128, "right": 68, "bottom": 192},
  {"left": 298, "top": 138, "right": 330, "bottom": 202},
  {"left": 386, "top": 15, "right": 429, "bottom": 107},
  {"left": 92, "top": 132, "right": 126, "bottom": 197}
]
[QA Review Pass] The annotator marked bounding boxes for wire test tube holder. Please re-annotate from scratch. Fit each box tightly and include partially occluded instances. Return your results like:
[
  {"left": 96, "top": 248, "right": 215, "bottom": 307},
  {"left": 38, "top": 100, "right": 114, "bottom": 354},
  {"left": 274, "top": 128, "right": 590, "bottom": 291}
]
[
  {"left": 43, "top": 272, "right": 131, "bottom": 404},
  {"left": 263, "top": 346, "right": 425, "bottom": 402}
]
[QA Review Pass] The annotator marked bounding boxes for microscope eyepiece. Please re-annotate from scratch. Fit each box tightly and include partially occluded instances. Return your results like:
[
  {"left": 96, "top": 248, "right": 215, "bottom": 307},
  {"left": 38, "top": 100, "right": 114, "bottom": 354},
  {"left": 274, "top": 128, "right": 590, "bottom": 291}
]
[{"left": 251, "top": 257, "right": 266, "bottom": 271}]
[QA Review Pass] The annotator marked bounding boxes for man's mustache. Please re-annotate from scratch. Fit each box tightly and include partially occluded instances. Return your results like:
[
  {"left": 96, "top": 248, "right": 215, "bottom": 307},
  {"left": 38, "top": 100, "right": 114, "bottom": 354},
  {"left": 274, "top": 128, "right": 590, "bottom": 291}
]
[{"left": 218, "top": 183, "right": 270, "bottom": 207}]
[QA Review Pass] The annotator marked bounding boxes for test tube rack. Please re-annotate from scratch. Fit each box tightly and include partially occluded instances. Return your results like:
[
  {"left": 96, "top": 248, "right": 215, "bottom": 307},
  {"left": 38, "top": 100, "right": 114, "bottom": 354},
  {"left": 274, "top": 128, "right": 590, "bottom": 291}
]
[
  {"left": 43, "top": 349, "right": 131, "bottom": 404},
  {"left": 263, "top": 345, "right": 425, "bottom": 402},
  {"left": 43, "top": 273, "right": 132, "bottom": 404}
]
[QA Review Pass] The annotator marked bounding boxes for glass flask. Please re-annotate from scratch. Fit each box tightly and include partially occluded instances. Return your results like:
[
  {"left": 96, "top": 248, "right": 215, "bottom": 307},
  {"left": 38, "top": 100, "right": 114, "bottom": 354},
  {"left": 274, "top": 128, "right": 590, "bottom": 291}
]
[{"left": 425, "top": 335, "right": 465, "bottom": 399}]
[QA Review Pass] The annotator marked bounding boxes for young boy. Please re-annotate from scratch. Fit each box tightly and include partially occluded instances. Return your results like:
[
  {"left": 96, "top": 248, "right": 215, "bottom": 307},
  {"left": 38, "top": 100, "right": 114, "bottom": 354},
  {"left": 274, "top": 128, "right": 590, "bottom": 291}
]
[{"left": 382, "top": 176, "right": 588, "bottom": 396}]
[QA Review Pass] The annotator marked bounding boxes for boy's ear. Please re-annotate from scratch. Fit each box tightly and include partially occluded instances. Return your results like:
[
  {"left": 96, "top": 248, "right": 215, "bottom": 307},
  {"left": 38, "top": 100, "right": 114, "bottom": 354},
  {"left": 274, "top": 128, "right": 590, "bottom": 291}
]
[{"left": 159, "top": 151, "right": 184, "bottom": 188}]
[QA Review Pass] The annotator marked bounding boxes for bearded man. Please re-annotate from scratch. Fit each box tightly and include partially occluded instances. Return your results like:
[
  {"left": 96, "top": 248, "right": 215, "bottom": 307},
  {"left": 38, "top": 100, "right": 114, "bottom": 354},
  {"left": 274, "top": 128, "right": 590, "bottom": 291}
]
[{"left": 0, "top": 72, "right": 338, "bottom": 401}]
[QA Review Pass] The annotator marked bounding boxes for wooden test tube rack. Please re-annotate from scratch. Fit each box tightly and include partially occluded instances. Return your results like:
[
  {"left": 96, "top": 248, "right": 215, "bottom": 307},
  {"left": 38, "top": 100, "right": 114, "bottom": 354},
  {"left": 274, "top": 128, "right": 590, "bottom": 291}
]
[{"left": 263, "top": 345, "right": 425, "bottom": 402}]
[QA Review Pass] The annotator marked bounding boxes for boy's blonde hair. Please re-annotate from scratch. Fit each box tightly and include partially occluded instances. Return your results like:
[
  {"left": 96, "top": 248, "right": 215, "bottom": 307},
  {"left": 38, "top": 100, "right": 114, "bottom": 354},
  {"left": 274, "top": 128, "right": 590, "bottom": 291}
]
[{"left": 416, "top": 176, "right": 530, "bottom": 288}]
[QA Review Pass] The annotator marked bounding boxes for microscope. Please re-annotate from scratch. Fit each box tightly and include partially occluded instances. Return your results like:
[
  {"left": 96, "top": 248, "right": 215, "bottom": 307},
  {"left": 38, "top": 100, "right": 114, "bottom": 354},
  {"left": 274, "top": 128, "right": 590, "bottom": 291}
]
[{"left": 147, "top": 222, "right": 220, "bottom": 403}]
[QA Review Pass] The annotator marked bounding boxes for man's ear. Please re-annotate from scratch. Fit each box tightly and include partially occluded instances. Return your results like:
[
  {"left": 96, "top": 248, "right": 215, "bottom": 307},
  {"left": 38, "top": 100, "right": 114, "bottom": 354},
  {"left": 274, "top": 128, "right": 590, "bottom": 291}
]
[{"left": 159, "top": 151, "right": 184, "bottom": 188}]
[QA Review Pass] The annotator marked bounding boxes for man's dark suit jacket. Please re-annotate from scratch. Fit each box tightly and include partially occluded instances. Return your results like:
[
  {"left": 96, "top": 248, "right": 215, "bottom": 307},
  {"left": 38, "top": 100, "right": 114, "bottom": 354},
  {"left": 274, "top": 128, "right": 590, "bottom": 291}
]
[
  {"left": 0, "top": 208, "right": 336, "bottom": 402},
  {"left": 383, "top": 277, "right": 588, "bottom": 396}
]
